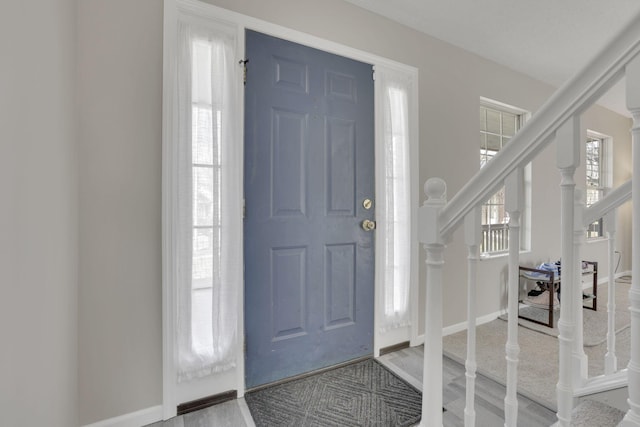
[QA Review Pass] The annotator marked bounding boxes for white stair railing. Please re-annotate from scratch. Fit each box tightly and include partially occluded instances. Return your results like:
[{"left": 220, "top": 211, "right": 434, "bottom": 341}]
[
  {"left": 568, "top": 180, "right": 632, "bottom": 403},
  {"left": 417, "top": 12, "right": 640, "bottom": 427},
  {"left": 504, "top": 168, "right": 523, "bottom": 427},
  {"left": 572, "top": 190, "right": 589, "bottom": 388},
  {"left": 622, "top": 55, "right": 640, "bottom": 426},
  {"left": 555, "top": 117, "right": 580, "bottom": 426},
  {"left": 418, "top": 178, "right": 447, "bottom": 427},
  {"left": 579, "top": 180, "right": 631, "bottom": 388},
  {"left": 605, "top": 207, "right": 619, "bottom": 375},
  {"left": 437, "top": 15, "right": 640, "bottom": 240},
  {"left": 464, "top": 208, "right": 481, "bottom": 427}
]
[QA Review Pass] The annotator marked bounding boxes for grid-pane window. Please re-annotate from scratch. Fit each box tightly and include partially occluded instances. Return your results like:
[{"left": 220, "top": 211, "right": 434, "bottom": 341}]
[
  {"left": 479, "top": 104, "right": 521, "bottom": 254},
  {"left": 586, "top": 135, "right": 607, "bottom": 238}
]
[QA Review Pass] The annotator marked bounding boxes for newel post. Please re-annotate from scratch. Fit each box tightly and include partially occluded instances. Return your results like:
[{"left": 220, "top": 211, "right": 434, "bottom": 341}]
[
  {"left": 622, "top": 54, "right": 640, "bottom": 427},
  {"left": 555, "top": 115, "right": 580, "bottom": 427},
  {"left": 418, "top": 178, "right": 447, "bottom": 427}
]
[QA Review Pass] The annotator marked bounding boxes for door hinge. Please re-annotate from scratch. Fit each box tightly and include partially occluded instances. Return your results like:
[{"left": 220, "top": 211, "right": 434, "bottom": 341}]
[
  {"left": 372, "top": 68, "right": 376, "bottom": 81},
  {"left": 243, "top": 198, "right": 246, "bottom": 219},
  {"left": 239, "top": 59, "right": 249, "bottom": 85}
]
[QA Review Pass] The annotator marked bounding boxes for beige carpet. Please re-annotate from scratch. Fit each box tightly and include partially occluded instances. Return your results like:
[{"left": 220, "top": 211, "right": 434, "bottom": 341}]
[
  {"left": 497, "top": 279, "right": 631, "bottom": 346},
  {"left": 443, "top": 280, "right": 631, "bottom": 411},
  {"left": 571, "top": 399, "right": 626, "bottom": 426}
]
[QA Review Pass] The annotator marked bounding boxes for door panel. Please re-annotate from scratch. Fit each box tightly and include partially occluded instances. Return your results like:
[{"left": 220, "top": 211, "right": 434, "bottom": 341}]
[{"left": 244, "top": 30, "right": 375, "bottom": 388}]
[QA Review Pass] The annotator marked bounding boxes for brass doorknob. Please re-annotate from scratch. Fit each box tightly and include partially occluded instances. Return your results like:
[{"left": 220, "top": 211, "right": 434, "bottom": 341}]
[{"left": 362, "top": 219, "right": 376, "bottom": 231}]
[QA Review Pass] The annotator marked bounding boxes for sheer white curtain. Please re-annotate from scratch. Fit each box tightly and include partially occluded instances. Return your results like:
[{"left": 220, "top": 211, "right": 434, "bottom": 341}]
[
  {"left": 378, "top": 68, "right": 412, "bottom": 331},
  {"left": 174, "top": 21, "right": 241, "bottom": 382}
]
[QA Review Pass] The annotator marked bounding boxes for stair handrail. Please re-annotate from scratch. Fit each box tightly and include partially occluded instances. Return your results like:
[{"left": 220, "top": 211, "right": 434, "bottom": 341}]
[
  {"left": 583, "top": 179, "right": 632, "bottom": 226},
  {"left": 438, "top": 12, "right": 640, "bottom": 239}
]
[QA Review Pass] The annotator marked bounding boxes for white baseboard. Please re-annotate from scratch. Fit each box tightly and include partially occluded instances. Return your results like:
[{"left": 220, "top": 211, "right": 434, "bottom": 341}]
[
  {"left": 442, "top": 308, "right": 507, "bottom": 336},
  {"left": 413, "top": 334, "right": 425, "bottom": 346},
  {"left": 585, "top": 270, "right": 632, "bottom": 290},
  {"left": 412, "top": 307, "right": 507, "bottom": 345},
  {"left": 597, "top": 270, "right": 632, "bottom": 285},
  {"left": 81, "top": 405, "right": 162, "bottom": 427}
]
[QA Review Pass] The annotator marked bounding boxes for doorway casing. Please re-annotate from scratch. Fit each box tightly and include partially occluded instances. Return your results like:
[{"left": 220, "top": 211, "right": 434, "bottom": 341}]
[{"left": 162, "top": 0, "right": 420, "bottom": 419}]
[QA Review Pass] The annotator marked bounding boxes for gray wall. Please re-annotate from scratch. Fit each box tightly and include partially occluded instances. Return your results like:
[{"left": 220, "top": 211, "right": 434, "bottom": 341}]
[
  {"left": 75, "top": 0, "right": 633, "bottom": 424},
  {"left": 77, "top": 0, "right": 164, "bottom": 423},
  {"left": 1, "top": 1, "right": 79, "bottom": 426}
]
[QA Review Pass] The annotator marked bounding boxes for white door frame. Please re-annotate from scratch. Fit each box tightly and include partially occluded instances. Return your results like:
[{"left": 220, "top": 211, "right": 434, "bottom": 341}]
[{"left": 162, "top": 0, "right": 419, "bottom": 419}]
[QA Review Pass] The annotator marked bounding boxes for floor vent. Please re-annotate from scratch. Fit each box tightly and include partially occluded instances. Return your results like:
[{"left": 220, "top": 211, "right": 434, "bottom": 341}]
[
  {"left": 379, "top": 341, "right": 410, "bottom": 356},
  {"left": 177, "top": 390, "right": 237, "bottom": 416}
]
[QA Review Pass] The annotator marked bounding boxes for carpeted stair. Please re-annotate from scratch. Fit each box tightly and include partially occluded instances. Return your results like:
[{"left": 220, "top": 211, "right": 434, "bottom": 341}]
[{"left": 571, "top": 399, "right": 625, "bottom": 426}]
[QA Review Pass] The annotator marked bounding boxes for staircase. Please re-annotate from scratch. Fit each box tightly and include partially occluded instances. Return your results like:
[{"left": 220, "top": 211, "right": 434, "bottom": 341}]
[{"left": 417, "top": 11, "right": 640, "bottom": 427}]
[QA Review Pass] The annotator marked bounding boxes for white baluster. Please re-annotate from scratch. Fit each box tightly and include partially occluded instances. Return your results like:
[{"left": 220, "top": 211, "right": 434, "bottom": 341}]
[
  {"left": 504, "top": 168, "right": 522, "bottom": 427},
  {"left": 464, "top": 207, "right": 481, "bottom": 427},
  {"left": 555, "top": 116, "right": 580, "bottom": 427},
  {"left": 418, "top": 178, "right": 447, "bottom": 427},
  {"left": 621, "top": 55, "right": 640, "bottom": 427},
  {"left": 604, "top": 208, "right": 618, "bottom": 375},
  {"left": 572, "top": 189, "right": 588, "bottom": 385}
]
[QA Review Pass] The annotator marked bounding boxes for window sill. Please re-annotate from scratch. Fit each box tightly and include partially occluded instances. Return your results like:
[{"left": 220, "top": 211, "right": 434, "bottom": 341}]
[
  {"left": 586, "top": 236, "right": 608, "bottom": 244},
  {"left": 480, "top": 249, "right": 531, "bottom": 261}
]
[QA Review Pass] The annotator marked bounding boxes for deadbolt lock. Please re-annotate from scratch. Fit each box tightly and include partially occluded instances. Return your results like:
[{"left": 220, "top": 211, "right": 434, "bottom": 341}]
[
  {"left": 362, "top": 219, "right": 376, "bottom": 231},
  {"left": 363, "top": 198, "right": 373, "bottom": 210}
]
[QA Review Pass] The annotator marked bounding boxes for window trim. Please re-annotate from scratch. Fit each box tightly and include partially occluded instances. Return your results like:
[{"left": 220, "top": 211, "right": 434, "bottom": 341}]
[
  {"left": 585, "top": 129, "right": 613, "bottom": 240},
  {"left": 478, "top": 97, "right": 532, "bottom": 256}
]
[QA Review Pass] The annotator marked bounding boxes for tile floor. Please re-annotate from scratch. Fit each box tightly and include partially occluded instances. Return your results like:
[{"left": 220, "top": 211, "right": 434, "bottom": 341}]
[
  {"left": 147, "top": 346, "right": 558, "bottom": 426},
  {"left": 146, "top": 398, "right": 255, "bottom": 427}
]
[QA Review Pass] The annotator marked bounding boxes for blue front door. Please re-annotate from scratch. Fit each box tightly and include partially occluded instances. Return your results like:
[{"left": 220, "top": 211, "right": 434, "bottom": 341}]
[{"left": 244, "top": 30, "right": 375, "bottom": 388}]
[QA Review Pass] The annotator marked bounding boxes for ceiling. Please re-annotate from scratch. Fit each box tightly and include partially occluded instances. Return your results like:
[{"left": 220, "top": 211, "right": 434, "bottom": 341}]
[{"left": 344, "top": 0, "right": 640, "bottom": 117}]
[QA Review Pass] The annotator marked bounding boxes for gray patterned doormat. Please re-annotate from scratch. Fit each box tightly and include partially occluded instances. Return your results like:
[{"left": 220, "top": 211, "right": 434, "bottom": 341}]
[{"left": 245, "top": 358, "right": 422, "bottom": 426}]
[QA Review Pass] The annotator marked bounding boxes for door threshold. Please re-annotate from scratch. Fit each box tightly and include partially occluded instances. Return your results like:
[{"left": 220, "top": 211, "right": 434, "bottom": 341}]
[{"left": 246, "top": 355, "right": 372, "bottom": 393}]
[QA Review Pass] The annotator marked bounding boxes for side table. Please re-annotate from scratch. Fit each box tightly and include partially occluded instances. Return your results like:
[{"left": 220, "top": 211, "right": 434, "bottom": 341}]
[{"left": 518, "top": 261, "right": 598, "bottom": 328}]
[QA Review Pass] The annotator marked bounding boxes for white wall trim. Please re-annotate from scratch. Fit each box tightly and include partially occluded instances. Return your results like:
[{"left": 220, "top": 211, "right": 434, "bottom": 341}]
[
  {"left": 583, "top": 270, "right": 633, "bottom": 290},
  {"left": 412, "top": 307, "right": 508, "bottom": 345},
  {"left": 161, "top": 0, "right": 179, "bottom": 420},
  {"left": 175, "top": 0, "right": 416, "bottom": 72},
  {"left": 442, "top": 307, "right": 508, "bottom": 336},
  {"left": 81, "top": 406, "right": 162, "bottom": 427},
  {"left": 163, "top": 0, "right": 245, "bottom": 417}
]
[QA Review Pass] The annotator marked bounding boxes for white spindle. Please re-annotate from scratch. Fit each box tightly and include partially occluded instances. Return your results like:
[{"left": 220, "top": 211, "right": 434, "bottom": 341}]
[
  {"left": 504, "top": 168, "right": 522, "bottom": 427},
  {"left": 572, "top": 190, "right": 588, "bottom": 385},
  {"left": 622, "top": 55, "right": 640, "bottom": 427},
  {"left": 555, "top": 116, "right": 580, "bottom": 427},
  {"left": 605, "top": 208, "right": 618, "bottom": 375},
  {"left": 464, "top": 207, "right": 481, "bottom": 427},
  {"left": 418, "top": 178, "right": 447, "bottom": 427}
]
